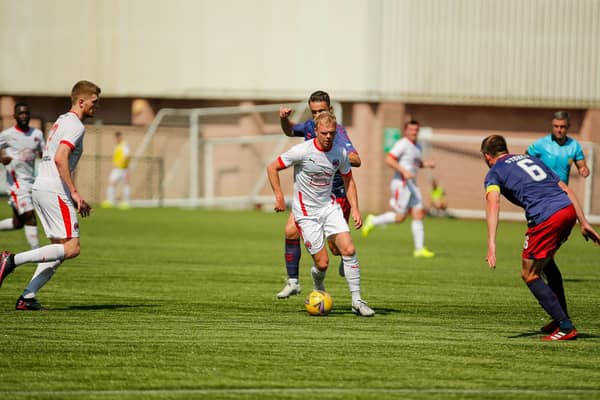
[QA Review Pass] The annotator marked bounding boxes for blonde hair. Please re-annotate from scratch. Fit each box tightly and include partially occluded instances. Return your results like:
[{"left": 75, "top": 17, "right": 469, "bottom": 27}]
[
  {"left": 314, "top": 111, "right": 337, "bottom": 129},
  {"left": 71, "top": 80, "right": 101, "bottom": 105}
]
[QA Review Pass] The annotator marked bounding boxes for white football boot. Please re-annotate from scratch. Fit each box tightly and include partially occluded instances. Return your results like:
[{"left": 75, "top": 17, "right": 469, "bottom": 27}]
[
  {"left": 352, "top": 299, "right": 375, "bottom": 317},
  {"left": 276, "top": 280, "right": 301, "bottom": 299}
]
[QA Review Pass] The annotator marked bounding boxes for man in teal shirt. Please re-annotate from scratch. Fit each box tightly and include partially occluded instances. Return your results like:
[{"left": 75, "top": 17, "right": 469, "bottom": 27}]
[{"left": 526, "top": 111, "right": 589, "bottom": 184}]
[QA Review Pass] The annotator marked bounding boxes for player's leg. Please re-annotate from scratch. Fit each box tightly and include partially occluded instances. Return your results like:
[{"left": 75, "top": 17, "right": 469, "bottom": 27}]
[
  {"left": 296, "top": 215, "right": 328, "bottom": 291},
  {"left": 22, "top": 210, "right": 40, "bottom": 249},
  {"left": 103, "top": 169, "right": 119, "bottom": 207},
  {"left": 327, "top": 207, "right": 375, "bottom": 317},
  {"left": 362, "top": 180, "right": 408, "bottom": 238},
  {"left": 310, "top": 246, "right": 329, "bottom": 291},
  {"left": 120, "top": 170, "right": 131, "bottom": 208},
  {"left": 0, "top": 196, "right": 24, "bottom": 231},
  {"left": 522, "top": 257, "right": 576, "bottom": 340},
  {"left": 542, "top": 257, "right": 568, "bottom": 319},
  {"left": 276, "top": 213, "right": 302, "bottom": 298},
  {"left": 408, "top": 183, "right": 434, "bottom": 258}
]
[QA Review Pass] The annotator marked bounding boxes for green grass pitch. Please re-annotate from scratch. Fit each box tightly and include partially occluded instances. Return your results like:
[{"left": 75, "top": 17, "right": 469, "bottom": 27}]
[{"left": 0, "top": 207, "right": 599, "bottom": 399}]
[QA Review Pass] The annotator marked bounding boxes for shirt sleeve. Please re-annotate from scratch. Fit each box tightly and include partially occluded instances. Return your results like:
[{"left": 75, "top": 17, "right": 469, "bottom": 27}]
[
  {"left": 60, "top": 121, "right": 84, "bottom": 149},
  {"left": 526, "top": 141, "right": 540, "bottom": 157},
  {"left": 278, "top": 142, "right": 305, "bottom": 168},
  {"left": 339, "top": 148, "right": 352, "bottom": 176},
  {"left": 484, "top": 168, "right": 501, "bottom": 193},
  {"left": 0, "top": 132, "right": 7, "bottom": 148},
  {"left": 292, "top": 121, "right": 310, "bottom": 138},
  {"left": 574, "top": 141, "right": 585, "bottom": 161},
  {"left": 334, "top": 124, "right": 357, "bottom": 154},
  {"left": 388, "top": 139, "right": 404, "bottom": 160},
  {"left": 36, "top": 129, "right": 45, "bottom": 153}
]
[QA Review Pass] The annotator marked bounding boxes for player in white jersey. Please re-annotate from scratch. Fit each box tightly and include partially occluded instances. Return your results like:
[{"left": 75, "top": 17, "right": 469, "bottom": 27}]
[
  {"left": 0, "top": 103, "right": 45, "bottom": 249},
  {"left": 0, "top": 80, "right": 101, "bottom": 310},
  {"left": 267, "top": 112, "right": 375, "bottom": 316},
  {"left": 362, "top": 120, "right": 436, "bottom": 258}
]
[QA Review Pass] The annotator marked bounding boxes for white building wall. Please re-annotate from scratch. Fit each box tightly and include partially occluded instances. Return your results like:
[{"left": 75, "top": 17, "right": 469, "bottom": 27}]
[{"left": 1, "top": 0, "right": 598, "bottom": 106}]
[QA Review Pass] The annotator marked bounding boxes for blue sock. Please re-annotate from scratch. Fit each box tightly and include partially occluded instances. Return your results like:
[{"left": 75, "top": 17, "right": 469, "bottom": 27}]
[
  {"left": 526, "top": 277, "right": 569, "bottom": 325},
  {"left": 543, "top": 259, "right": 568, "bottom": 317},
  {"left": 284, "top": 239, "right": 301, "bottom": 280}
]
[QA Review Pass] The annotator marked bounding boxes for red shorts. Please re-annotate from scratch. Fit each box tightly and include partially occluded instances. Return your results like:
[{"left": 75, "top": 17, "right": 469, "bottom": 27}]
[
  {"left": 522, "top": 205, "right": 576, "bottom": 260},
  {"left": 336, "top": 197, "right": 351, "bottom": 222}
]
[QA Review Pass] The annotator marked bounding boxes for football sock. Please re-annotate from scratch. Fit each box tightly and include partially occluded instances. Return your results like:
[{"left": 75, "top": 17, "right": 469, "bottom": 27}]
[
  {"left": 343, "top": 254, "right": 361, "bottom": 303},
  {"left": 311, "top": 265, "right": 326, "bottom": 290},
  {"left": 14, "top": 244, "right": 65, "bottom": 266},
  {"left": 411, "top": 219, "right": 425, "bottom": 250},
  {"left": 284, "top": 238, "right": 301, "bottom": 279},
  {"left": 22, "top": 260, "right": 62, "bottom": 299},
  {"left": 24, "top": 225, "right": 39, "bottom": 249},
  {"left": 123, "top": 185, "right": 131, "bottom": 202},
  {"left": 526, "top": 277, "right": 567, "bottom": 323},
  {"left": 372, "top": 212, "right": 396, "bottom": 226},
  {"left": 0, "top": 218, "right": 14, "bottom": 230},
  {"left": 543, "top": 259, "right": 568, "bottom": 317},
  {"left": 107, "top": 186, "right": 116, "bottom": 204}
]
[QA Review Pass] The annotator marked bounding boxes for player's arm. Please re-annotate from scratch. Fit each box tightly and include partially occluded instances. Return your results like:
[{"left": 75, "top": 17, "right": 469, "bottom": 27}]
[
  {"left": 485, "top": 187, "right": 501, "bottom": 269},
  {"left": 420, "top": 159, "right": 435, "bottom": 168},
  {"left": 342, "top": 172, "right": 362, "bottom": 229},
  {"left": 558, "top": 181, "right": 600, "bottom": 244},
  {"left": 385, "top": 154, "right": 414, "bottom": 180},
  {"left": 279, "top": 107, "right": 295, "bottom": 137},
  {"left": 54, "top": 143, "right": 91, "bottom": 217},
  {"left": 266, "top": 158, "right": 288, "bottom": 212},
  {"left": 0, "top": 148, "right": 11, "bottom": 165}
]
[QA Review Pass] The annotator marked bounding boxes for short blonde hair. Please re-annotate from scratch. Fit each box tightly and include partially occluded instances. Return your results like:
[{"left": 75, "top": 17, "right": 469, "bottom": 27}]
[
  {"left": 314, "top": 111, "right": 337, "bottom": 129},
  {"left": 71, "top": 80, "right": 101, "bottom": 105}
]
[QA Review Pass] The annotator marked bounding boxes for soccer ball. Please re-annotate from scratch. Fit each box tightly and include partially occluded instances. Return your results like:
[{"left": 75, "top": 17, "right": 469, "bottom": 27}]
[{"left": 305, "top": 290, "right": 333, "bottom": 316}]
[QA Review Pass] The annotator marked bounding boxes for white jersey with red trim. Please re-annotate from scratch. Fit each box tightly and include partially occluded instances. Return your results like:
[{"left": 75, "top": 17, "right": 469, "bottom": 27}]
[
  {"left": 0, "top": 125, "right": 45, "bottom": 189},
  {"left": 33, "top": 112, "right": 85, "bottom": 194},
  {"left": 388, "top": 137, "right": 422, "bottom": 181},
  {"left": 278, "top": 138, "right": 351, "bottom": 217}
]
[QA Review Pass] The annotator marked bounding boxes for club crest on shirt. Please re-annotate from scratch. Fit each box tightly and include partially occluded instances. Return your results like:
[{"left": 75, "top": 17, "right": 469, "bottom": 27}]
[
  {"left": 304, "top": 240, "right": 312, "bottom": 249},
  {"left": 332, "top": 159, "right": 340, "bottom": 168}
]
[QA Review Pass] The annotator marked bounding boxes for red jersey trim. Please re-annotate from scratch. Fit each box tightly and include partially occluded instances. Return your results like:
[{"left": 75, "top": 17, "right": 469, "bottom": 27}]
[
  {"left": 10, "top": 171, "right": 19, "bottom": 189},
  {"left": 298, "top": 191, "right": 308, "bottom": 216},
  {"left": 14, "top": 125, "right": 29, "bottom": 134},
  {"left": 341, "top": 170, "right": 352, "bottom": 177},
  {"left": 60, "top": 140, "right": 75, "bottom": 150},
  {"left": 312, "top": 139, "right": 331, "bottom": 152},
  {"left": 276, "top": 156, "right": 286, "bottom": 169},
  {"left": 388, "top": 153, "right": 399, "bottom": 161},
  {"left": 58, "top": 195, "right": 72, "bottom": 239}
]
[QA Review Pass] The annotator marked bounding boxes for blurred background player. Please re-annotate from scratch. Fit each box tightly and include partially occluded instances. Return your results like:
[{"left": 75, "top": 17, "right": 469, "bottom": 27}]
[
  {"left": 362, "top": 120, "right": 436, "bottom": 258},
  {"left": 0, "top": 80, "right": 100, "bottom": 310},
  {"left": 526, "top": 111, "right": 589, "bottom": 185},
  {"left": 481, "top": 135, "right": 600, "bottom": 341},
  {"left": 102, "top": 131, "right": 131, "bottom": 209},
  {"left": 428, "top": 178, "right": 449, "bottom": 217},
  {"left": 0, "top": 103, "right": 45, "bottom": 249},
  {"left": 267, "top": 112, "right": 374, "bottom": 316},
  {"left": 276, "top": 90, "right": 361, "bottom": 298}
]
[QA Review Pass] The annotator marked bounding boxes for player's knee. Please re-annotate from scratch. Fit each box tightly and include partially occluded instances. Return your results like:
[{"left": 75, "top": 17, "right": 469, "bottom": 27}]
[
  {"left": 284, "top": 221, "right": 300, "bottom": 239},
  {"left": 63, "top": 242, "right": 81, "bottom": 259},
  {"left": 339, "top": 245, "right": 355, "bottom": 257},
  {"left": 12, "top": 217, "right": 25, "bottom": 229}
]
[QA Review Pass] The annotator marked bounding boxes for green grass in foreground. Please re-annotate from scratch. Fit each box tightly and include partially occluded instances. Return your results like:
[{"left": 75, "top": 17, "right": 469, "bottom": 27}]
[{"left": 0, "top": 208, "right": 599, "bottom": 400}]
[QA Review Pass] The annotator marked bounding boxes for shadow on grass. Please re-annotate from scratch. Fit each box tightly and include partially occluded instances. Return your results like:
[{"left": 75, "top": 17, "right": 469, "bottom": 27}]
[
  {"left": 507, "top": 331, "right": 600, "bottom": 339},
  {"left": 297, "top": 307, "right": 401, "bottom": 316},
  {"left": 52, "top": 304, "right": 160, "bottom": 311}
]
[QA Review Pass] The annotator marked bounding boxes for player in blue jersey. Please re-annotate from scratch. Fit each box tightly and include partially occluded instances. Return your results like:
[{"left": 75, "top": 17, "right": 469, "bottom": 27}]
[
  {"left": 481, "top": 135, "right": 600, "bottom": 341},
  {"left": 276, "top": 91, "right": 361, "bottom": 298},
  {"left": 526, "top": 111, "right": 589, "bottom": 184}
]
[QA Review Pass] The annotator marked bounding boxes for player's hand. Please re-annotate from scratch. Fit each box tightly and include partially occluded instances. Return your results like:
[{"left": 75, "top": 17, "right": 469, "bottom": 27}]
[
  {"left": 581, "top": 222, "right": 600, "bottom": 245},
  {"left": 402, "top": 172, "right": 415, "bottom": 180},
  {"left": 274, "top": 194, "right": 286, "bottom": 213},
  {"left": 279, "top": 107, "right": 292, "bottom": 119},
  {"left": 579, "top": 166, "right": 590, "bottom": 178},
  {"left": 351, "top": 209, "right": 362, "bottom": 229},
  {"left": 79, "top": 200, "right": 92, "bottom": 217}
]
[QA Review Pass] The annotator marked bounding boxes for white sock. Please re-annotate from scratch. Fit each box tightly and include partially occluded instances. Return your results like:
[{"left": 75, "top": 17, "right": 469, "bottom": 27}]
[
  {"left": 412, "top": 219, "right": 425, "bottom": 250},
  {"left": 372, "top": 212, "right": 396, "bottom": 226},
  {"left": 22, "top": 260, "right": 62, "bottom": 299},
  {"left": 123, "top": 185, "right": 131, "bottom": 202},
  {"left": 24, "top": 225, "right": 39, "bottom": 249},
  {"left": 107, "top": 186, "right": 115, "bottom": 204},
  {"left": 288, "top": 277, "right": 298, "bottom": 285},
  {"left": 343, "top": 254, "right": 362, "bottom": 303},
  {"left": 311, "top": 265, "right": 326, "bottom": 290},
  {"left": 14, "top": 244, "right": 65, "bottom": 266},
  {"left": 0, "top": 218, "right": 14, "bottom": 230}
]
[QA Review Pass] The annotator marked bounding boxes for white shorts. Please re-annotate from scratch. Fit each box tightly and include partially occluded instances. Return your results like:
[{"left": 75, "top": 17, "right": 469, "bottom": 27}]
[
  {"left": 389, "top": 179, "right": 423, "bottom": 214},
  {"left": 33, "top": 189, "right": 80, "bottom": 239},
  {"left": 294, "top": 203, "right": 349, "bottom": 255},
  {"left": 109, "top": 168, "right": 129, "bottom": 185},
  {"left": 8, "top": 185, "right": 35, "bottom": 214}
]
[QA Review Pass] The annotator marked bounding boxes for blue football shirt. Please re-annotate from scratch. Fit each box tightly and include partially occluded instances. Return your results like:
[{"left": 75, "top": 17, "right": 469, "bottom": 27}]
[
  {"left": 484, "top": 154, "right": 572, "bottom": 227},
  {"left": 292, "top": 120, "right": 357, "bottom": 198},
  {"left": 526, "top": 134, "right": 585, "bottom": 184}
]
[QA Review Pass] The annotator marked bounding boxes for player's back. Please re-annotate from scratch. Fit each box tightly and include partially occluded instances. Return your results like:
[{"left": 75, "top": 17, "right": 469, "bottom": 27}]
[
  {"left": 487, "top": 154, "right": 571, "bottom": 226},
  {"left": 35, "top": 112, "right": 85, "bottom": 193}
]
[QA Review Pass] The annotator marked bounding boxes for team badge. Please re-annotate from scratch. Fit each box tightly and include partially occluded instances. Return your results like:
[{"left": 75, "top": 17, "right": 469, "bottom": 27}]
[
  {"left": 332, "top": 160, "right": 340, "bottom": 168},
  {"left": 304, "top": 240, "right": 312, "bottom": 249}
]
